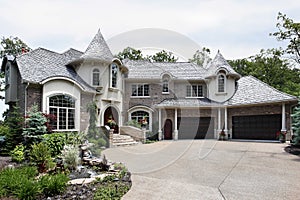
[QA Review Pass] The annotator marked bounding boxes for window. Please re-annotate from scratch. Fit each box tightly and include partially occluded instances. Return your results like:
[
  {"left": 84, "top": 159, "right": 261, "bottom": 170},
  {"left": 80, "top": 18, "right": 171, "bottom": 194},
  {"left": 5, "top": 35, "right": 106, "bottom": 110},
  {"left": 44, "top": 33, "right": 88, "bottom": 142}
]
[
  {"left": 131, "top": 84, "right": 149, "bottom": 97},
  {"left": 186, "top": 85, "right": 203, "bottom": 97},
  {"left": 131, "top": 111, "right": 149, "bottom": 129},
  {"left": 162, "top": 80, "right": 169, "bottom": 93},
  {"left": 92, "top": 68, "right": 100, "bottom": 86},
  {"left": 218, "top": 74, "right": 225, "bottom": 93},
  {"left": 111, "top": 63, "right": 118, "bottom": 88},
  {"left": 49, "top": 95, "right": 75, "bottom": 130}
]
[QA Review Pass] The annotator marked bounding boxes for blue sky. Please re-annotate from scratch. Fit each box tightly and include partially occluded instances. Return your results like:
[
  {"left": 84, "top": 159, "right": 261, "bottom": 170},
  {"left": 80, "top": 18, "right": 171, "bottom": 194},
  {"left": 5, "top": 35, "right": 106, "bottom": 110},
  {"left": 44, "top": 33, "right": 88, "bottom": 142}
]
[{"left": 0, "top": 0, "right": 300, "bottom": 118}]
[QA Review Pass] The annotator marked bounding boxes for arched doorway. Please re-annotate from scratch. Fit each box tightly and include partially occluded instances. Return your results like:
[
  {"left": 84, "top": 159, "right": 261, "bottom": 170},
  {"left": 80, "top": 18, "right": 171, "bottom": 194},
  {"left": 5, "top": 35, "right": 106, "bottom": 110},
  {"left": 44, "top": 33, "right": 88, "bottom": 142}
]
[
  {"left": 164, "top": 119, "right": 173, "bottom": 140},
  {"left": 104, "top": 106, "right": 119, "bottom": 133}
]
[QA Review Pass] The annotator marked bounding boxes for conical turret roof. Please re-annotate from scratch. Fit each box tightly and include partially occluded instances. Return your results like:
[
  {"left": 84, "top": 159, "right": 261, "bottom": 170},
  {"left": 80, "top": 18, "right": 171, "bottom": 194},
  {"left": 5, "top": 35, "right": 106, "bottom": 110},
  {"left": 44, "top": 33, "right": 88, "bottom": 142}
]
[{"left": 80, "top": 29, "right": 113, "bottom": 62}]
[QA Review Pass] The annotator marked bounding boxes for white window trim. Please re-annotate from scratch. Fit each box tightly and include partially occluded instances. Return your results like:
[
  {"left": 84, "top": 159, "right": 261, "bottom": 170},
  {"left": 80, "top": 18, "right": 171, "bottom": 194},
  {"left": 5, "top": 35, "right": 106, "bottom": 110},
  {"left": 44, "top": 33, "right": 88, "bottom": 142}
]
[
  {"left": 217, "top": 74, "right": 226, "bottom": 93},
  {"left": 131, "top": 83, "right": 150, "bottom": 97},
  {"left": 91, "top": 68, "right": 101, "bottom": 87},
  {"left": 110, "top": 63, "right": 118, "bottom": 89},
  {"left": 128, "top": 106, "right": 153, "bottom": 131},
  {"left": 186, "top": 84, "right": 204, "bottom": 98}
]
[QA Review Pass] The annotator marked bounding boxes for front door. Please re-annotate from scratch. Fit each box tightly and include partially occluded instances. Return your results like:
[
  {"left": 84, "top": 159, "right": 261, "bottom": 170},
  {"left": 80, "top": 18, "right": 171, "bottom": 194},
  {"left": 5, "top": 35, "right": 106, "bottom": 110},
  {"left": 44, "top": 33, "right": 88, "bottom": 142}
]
[
  {"left": 104, "top": 106, "right": 119, "bottom": 133},
  {"left": 164, "top": 119, "right": 173, "bottom": 140}
]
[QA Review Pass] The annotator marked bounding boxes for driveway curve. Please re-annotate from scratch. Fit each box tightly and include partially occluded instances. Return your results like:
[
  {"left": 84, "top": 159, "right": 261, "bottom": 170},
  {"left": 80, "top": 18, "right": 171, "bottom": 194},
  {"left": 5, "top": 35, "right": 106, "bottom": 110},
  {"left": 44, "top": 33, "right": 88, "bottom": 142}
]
[{"left": 103, "top": 140, "right": 300, "bottom": 200}]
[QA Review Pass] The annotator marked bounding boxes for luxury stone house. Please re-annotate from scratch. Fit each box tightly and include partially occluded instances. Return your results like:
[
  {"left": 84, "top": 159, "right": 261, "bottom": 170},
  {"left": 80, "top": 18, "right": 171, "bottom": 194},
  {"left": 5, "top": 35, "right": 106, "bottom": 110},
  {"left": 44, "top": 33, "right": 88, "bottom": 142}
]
[{"left": 1, "top": 29, "right": 298, "bottom": 141}]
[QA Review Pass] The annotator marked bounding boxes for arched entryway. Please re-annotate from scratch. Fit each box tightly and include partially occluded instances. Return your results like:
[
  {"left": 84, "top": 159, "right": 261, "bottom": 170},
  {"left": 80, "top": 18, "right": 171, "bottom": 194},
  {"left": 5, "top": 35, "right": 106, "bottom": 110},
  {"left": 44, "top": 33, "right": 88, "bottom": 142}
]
[
  {"left": 164, "top": 119, "right": 173, "bottom": 140},
  {"left": 104, "top": 106, "right": 119, "bottom": 133}
]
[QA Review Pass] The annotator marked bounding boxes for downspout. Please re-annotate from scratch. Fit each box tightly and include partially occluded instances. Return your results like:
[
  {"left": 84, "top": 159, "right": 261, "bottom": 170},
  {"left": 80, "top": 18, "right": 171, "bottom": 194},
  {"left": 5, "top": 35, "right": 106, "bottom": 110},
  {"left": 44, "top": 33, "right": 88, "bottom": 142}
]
[{"left": 24, "top": 82, "right": 29, "bottom": 117}]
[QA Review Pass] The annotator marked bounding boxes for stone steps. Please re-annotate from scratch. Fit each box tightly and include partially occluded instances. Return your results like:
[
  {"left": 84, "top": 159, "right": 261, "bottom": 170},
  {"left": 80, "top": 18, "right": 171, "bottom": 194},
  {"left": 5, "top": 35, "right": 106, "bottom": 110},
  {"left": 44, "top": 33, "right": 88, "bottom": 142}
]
[{"left": 112, "top": 134, "right": 139, "bottom": 147}]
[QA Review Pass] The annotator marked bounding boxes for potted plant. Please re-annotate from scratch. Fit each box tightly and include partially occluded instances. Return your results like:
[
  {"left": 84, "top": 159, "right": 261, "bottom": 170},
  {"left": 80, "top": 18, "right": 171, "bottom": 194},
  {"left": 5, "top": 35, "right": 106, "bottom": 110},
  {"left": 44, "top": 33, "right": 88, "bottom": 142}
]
[
  {"left": 140, "top": 117, "right": 148, "bottom": 129},
  {"left": 107, "top": 118, "right": 117, "bottom": 129},
  {"left": 219, "top": 130, "right": 226, "bottom": 141},
  {"left": 278, "top": 131, "right": 286, "bottom": 143}
]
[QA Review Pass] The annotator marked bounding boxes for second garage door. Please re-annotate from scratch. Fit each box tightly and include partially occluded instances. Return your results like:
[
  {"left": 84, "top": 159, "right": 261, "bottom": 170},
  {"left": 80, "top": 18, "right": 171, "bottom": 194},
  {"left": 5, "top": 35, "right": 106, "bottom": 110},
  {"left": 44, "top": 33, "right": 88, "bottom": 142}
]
[
  {"left": 178, "top": 117, "right": 215, "bottom": 139},
  {"left": 232, "top": 114, "right": 281, "bottom": 140}
]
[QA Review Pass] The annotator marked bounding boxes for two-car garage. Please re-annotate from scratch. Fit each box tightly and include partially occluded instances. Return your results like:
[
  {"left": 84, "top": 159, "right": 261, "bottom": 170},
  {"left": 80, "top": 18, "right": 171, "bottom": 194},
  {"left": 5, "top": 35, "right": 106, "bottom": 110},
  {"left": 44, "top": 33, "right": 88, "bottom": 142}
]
[{"left": 232, "top": 114, "right": 282, "bottom": 140}]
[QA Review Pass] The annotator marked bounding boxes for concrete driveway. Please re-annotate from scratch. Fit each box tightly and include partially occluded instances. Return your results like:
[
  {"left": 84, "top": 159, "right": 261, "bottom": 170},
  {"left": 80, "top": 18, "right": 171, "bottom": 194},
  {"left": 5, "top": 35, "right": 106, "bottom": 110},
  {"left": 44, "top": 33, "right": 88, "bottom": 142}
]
[{"left": 103, "top": 140, "right": 300, "bottom": 200}]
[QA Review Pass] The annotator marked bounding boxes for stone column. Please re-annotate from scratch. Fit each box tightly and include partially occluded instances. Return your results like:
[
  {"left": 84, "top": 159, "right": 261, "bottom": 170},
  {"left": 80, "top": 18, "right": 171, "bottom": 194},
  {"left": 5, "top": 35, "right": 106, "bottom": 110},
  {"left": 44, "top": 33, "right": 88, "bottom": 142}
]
[
  {"left": 174, "top": 108, "right": 178, "bottom": 140},
  {"left": 217, "top": 108, "right": 221, "bottom": 132},
  {"left": 224, "top": 107, "right": 228, "bottom": 138},
  {"left": 158, "top": 108, "right": 162, "bottom": 140}
]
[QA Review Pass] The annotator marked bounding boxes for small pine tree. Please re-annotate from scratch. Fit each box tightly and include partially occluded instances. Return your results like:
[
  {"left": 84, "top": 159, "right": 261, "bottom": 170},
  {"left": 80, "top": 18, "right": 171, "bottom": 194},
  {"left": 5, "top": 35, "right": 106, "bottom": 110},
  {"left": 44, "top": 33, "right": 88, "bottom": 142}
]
[
  {"left": 292, "top": 101, "right": 300, "bottom": 145},
  {"left": 23, "top": 105, "right": 47, "bottom": 145},
  {"left": 3, "top": 104, "right": 24, "bottom": 151}
]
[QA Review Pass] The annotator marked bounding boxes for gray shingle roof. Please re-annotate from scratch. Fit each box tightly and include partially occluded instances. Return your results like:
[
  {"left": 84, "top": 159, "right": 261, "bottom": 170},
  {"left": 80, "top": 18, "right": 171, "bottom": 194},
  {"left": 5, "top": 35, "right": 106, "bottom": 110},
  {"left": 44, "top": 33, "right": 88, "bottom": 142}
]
[
  {"left": 226, "top": 76, "right": 298, "bottom": 106},
  {"left": 205, "top": 51, "right": 240, "bottom": 78},
  {"left": 156, "top": 98, "right": 221, "bottom": 108},
  {"left": 80, "top": 29, "right": 113, "bottom": 62},
  {"left": 16, "top": 48, "right": 95, "bottom": 92},
  {"left": 123, "top": 59, "right": 206, "bottom": 80}
]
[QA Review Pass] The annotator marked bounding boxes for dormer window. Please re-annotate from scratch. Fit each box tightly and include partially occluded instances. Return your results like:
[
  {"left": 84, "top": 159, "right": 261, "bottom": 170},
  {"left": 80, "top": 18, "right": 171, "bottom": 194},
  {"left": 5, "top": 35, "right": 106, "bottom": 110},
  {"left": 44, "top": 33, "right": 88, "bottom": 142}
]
[
  {"left": 162, "top": 80, "right": 169, "bottom": 93},
  {"left": 92, "top": 68, "right": 100, "bottom": 86},
  {"left": 218, "top": 74, "right": 225, "bottom": 93},
  {"left": 111, "top": 63, "right": 118, "bottom": 88}
]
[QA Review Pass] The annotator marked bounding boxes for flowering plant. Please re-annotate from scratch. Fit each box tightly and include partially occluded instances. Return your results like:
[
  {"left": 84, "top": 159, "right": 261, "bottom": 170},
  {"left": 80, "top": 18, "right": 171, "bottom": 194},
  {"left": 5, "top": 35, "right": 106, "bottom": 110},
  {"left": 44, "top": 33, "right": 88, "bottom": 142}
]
[
  {"left": 107, "top": 118, "right": 116, "bottom": 128},
  {"left": 140, "top": 117, "right": 148, "bottom": 126}
]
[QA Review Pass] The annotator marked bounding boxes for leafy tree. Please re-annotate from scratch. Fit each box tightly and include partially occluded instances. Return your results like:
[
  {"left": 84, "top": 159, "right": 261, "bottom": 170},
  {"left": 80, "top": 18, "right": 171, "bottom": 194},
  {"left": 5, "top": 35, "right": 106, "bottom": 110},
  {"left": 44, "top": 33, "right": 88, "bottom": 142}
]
[
  {"left": 189, "top": 47, "right": 212, "bottom": 67},
  {"left": 270, "top": 12, "right": 300, "bottom": 63},
  {"left": 229, "top": 49, "right": 300, "bottom": 96},
  {"left": 116, "top": 47, "right": 144, "bottom": 61},
  {"left": 148, "top": 50, "right": 178, "bottom": 62},
  {"left": 0, "top": 36, "right": 31, "bottom": 59}
]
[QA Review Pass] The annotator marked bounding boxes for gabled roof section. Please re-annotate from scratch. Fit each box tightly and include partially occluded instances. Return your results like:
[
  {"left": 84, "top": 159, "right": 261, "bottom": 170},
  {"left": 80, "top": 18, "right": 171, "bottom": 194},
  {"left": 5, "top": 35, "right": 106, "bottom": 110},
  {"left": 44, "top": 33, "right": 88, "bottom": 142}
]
[
  {"left": 123, "top": 59, "right": 206, "bottom": 80},
  {"left": 226, "top": 76, "right": 298, "bottom": 106},
  {"left": 80, "top": 29, "right": 113, "bottom": 62},
  {"left": 205, "top": 51, "right": 240, "bottom": 79},
  {"left": 16, "top": 47, "right": 95, "bottom": 92}
]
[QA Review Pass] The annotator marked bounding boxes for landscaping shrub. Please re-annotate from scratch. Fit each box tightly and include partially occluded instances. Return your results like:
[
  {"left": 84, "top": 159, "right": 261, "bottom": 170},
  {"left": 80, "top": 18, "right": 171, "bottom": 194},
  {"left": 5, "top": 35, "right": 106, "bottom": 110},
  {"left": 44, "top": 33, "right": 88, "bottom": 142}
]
[
  {"left": 43, "top": 133, "right": 67, "bottom": 157},
  {"left": 93, "top": 182, "right": 130, "bottom": 200},
  {"left": 29, "top": 142, "right": 54, "bottom": 173},
  {"left": 39, "top": 173, "right": 69, "bottom": 197},
  {"left": 61, "top": 145, "right": 80, "bottom": 171},
  {"left": 0, "top": 166, "right": 39, "bottom": 199},
  {"left": 10, "top": 144, "right": 25, "bottom": 163},
  {"left": 125, "top": 120, "right": 141, "bottom": 129}
]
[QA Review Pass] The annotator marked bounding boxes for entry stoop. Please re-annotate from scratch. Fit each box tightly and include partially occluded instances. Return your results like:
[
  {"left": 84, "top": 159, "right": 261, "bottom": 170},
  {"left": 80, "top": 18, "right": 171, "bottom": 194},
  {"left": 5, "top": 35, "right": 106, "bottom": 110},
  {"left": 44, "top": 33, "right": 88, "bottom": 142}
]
[{"left": 112, "top": 134, "right": 139, "bottom": 147}]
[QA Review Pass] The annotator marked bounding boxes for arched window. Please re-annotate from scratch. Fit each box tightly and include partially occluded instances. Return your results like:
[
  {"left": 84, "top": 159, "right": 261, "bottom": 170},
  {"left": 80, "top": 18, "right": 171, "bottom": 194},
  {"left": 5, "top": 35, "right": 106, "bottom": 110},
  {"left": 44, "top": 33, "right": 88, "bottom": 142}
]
[
  {"left": 49, "top": 95, "right": 75, "bottom": 130},
  {"left": 131, "top": 111, "right": 149, "bottom": 129},
  {"left": 218, "top": 74, "right": 225, "bottom": 93},
  {"left": 162, "top": 79, "right": 169, "bottom": 93},
  {"left": 92, "top": 68, "right": 100, "bottom": 86},
  {"left": 111, "top": 63, "right": 118, "bottom": 88}
]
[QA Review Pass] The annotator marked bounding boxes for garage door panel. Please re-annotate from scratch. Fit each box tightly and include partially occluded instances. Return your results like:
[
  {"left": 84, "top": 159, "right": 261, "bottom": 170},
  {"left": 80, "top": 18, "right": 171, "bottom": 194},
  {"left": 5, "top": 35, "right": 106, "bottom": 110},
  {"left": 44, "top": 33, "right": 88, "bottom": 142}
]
[
  {"left": 178, "top": 117, "right": 214, "bottom": 139},
  {"left": 233, "top": 115, "right": 281, "bottom": 140}
]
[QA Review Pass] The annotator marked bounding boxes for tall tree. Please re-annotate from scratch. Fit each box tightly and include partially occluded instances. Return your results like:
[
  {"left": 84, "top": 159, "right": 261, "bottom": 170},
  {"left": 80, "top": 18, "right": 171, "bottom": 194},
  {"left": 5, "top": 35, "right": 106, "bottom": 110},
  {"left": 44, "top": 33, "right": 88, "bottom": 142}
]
[
  {"left": 270, "top": 12, "right": 300, "bottom": 64},
  {"left": 189, "top": 47, "right": 212, "bottom": 67},
  {"left": 116, "top": 47, "right": 144, "bottom": 61},
  {"left": 229, "top": 49, "right": 300, "bottom": 96},
  {"left": 0, "top": 36, "right": 31, "bottom": 59},
  {"left": 148, "top": 50, "right": 178, "bottom": 62}
]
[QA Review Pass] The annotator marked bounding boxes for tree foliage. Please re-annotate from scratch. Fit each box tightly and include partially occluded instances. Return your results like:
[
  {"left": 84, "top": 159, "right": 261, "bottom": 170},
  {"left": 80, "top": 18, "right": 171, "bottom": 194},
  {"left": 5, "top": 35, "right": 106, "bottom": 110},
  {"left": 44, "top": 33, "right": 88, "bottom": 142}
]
[
  {"left": 0, "top": 36, "right": 31, "bottom": 59},
  {"left": 292, "top": 101, "right": 300, "bottom": 145},
  {"left": 189, "top": 47, "right": 212, "bottom": 67},
  {"left": 229, "top": 49, "right": 300, "bottom": 96},
  {"left": 270, "top": 12, "right": 300, "bottom": 63},
  {"left": 116, "top": 47, "right": 178, "bottom": 62}
]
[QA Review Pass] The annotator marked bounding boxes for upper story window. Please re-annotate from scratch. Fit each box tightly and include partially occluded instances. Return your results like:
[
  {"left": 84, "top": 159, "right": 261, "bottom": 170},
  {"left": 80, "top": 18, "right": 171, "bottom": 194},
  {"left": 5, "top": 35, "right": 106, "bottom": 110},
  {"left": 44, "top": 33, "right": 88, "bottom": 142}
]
[
  {"left": 49, "top": 95, "right": 75, "bottom": 130},
  {"left": 218, "top": 74, "right": 225, "bottom": 93},
  {"left": 162, "top": 80, "right": 169, "bottom": 93},
  {"left": 131, "top": 84, "right": 149, "bottom": 97},
  {"left": 92, "top": 68, "right": 100, "bottom": 86},
  {"left": 186, "top": 84, "right": 203, "bottom": 97},
  {"left": 111, "top": 63, "right": 118, "bottom": 88}
]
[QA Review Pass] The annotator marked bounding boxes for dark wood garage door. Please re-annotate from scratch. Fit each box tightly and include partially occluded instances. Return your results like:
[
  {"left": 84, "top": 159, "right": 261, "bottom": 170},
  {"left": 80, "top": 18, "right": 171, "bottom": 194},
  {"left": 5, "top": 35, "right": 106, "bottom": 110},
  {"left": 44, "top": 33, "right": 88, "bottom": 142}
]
[
  {"left": 178, "top": 117, "right": 214, "bottom": 139},
  {"left": 232, "top": 115, "right": 281, "bottom": 140}
]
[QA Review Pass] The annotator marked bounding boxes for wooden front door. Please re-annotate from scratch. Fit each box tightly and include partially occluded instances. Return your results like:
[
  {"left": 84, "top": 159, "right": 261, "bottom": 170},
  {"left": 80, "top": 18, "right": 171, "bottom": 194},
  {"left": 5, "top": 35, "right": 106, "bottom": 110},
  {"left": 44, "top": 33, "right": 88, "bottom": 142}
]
[{"left": 164, "top": 119, "right": 173, "bottom": 140}]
